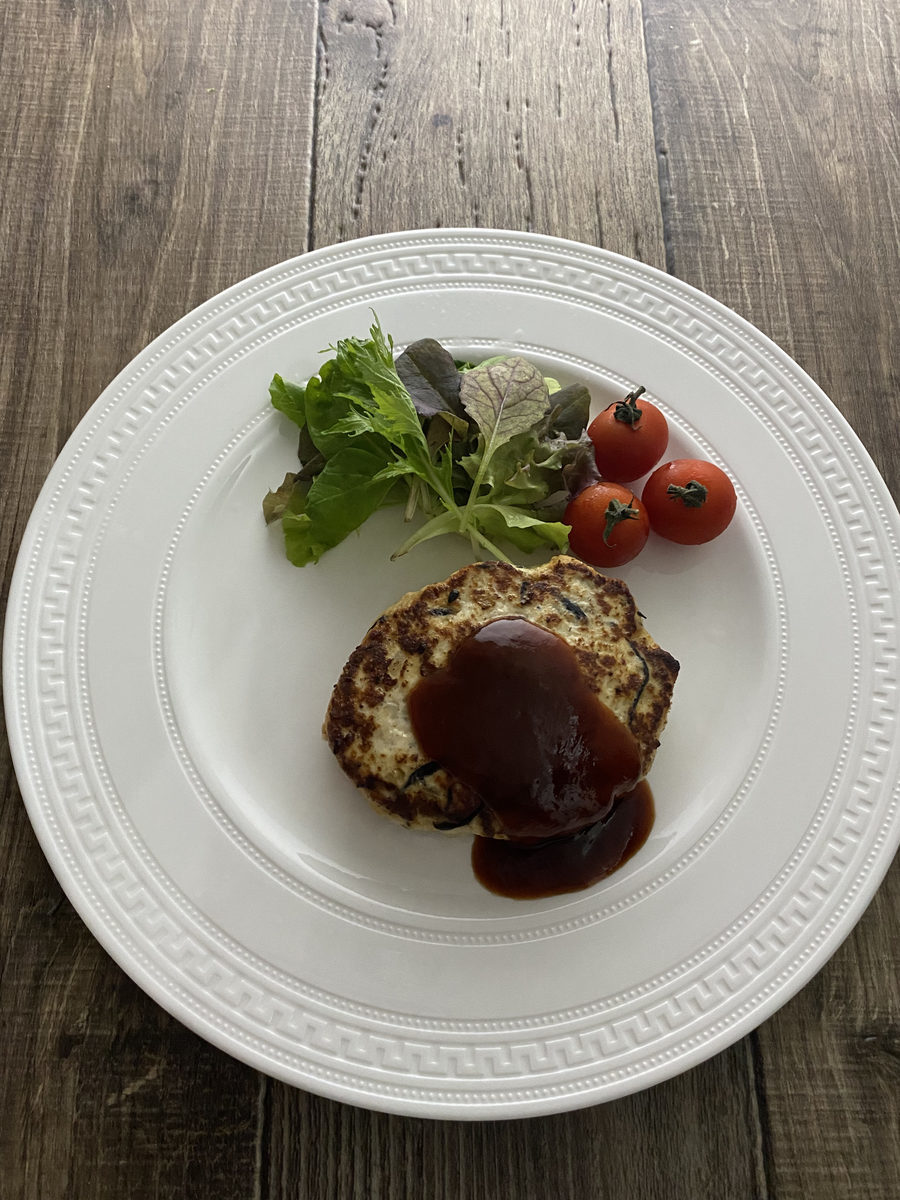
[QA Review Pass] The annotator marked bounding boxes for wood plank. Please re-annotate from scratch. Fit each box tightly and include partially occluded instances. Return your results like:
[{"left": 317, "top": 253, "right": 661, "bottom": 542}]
[
  {"left": 311, "top": 0, "right": 666, "bottom": 262},
  {"left": 643, "top": 2, "right": 900, "bottom": 1197},
  {"left": 643, "top": 0, "right": 900, "bottom": 487},
  {"left": 0, "top": 860, "right": 263, "bottom": 1198},
  {"left": 0, "top": 1, "right": 317, "bottom": 1195},
  {"left": 262, "top": 1038, "right": 765, "bottom": 1199}
]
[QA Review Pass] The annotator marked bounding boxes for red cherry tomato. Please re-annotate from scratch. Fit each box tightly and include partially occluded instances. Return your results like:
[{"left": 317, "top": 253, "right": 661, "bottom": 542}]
[
  {"left": 588, "top": 386, "right": 669, "bottom": 482},
  {"left": 564, "top": 482, "right": 650, "bottom": 567},
  {"left": 642, "top": 459, "right": 737, "bottom": 544}
]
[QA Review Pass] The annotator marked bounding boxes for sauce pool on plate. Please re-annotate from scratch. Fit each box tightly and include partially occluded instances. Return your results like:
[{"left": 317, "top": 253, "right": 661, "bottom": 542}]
[
  {"left": 407, "top": 617, "right": 655, "bottom": 898},
  {"left": 471, "top": 781, "right": 653, "bottom": 899}
]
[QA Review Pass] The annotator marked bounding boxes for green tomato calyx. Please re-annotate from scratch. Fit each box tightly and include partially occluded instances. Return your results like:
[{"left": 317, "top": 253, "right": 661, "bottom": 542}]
[
  {"left": 613, "top": 386, "right": 646, "bottom": 427},
  {"left": 603, "top": 496, "right": 639, "bottom": 543},
  {"left": 667, "top": 480, "right": 708, "bottom": 508}
]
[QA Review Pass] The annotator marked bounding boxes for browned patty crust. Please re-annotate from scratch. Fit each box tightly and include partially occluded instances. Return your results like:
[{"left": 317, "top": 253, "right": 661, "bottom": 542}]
[{"left": 325, "top": 556, "right": 679, "bottom": 838}]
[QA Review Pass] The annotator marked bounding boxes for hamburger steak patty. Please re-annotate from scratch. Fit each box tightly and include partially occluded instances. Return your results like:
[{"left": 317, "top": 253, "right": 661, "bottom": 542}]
[{"left": 324, "top": 556, "right": 679, "bottom": 838}]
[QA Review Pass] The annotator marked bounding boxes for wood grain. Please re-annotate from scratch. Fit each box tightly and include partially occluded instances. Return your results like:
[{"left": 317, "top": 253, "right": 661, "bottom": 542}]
[
  {"left": 643, "top": 1, "right": 900, "bottom": 1196},
  {"left": 311, "top": 0, "right": 665, "bottom": 261},
  {"left": 643, "top": 0, "right": 900, "bottom": 484},
  {"left": 1, "top": 1, "right": 316, "bottom": 1196},
  {"left": 2, "top": 0, "right": 900, "bottom": 1195},
  {"left": 263, "top": 1040, "right": 766, "bottom": 1199}
]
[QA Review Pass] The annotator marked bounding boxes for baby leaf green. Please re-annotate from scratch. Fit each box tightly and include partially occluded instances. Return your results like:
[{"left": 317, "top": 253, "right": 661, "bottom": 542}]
[{"left": 263, "top": 318, "right": 594, "bottom": 566}]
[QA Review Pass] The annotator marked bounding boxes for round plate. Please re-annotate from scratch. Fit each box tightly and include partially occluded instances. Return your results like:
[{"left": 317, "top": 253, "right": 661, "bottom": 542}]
[{"left": 5, "top": 230, "right": 900, "bottom": 1119}]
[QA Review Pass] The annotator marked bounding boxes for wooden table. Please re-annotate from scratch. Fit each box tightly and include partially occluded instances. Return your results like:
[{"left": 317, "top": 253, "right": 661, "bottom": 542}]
[{"left": 2, "top": 2, "right": 899, "bottom": 1196}]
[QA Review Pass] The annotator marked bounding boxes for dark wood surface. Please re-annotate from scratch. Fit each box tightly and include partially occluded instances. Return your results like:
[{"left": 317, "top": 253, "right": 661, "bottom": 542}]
[{"left": 2, "top": 1, "right": 898, "bottom": 1196}]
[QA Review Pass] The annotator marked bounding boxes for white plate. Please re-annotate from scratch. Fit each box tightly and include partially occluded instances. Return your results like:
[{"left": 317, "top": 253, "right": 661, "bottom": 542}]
[{"left": 5, "top": 230, "right": 900, "bottom": 1119}]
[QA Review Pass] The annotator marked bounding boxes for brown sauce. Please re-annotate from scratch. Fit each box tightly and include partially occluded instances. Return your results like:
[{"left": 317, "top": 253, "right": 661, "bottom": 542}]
[
  {"left": 407, "top": 617, "right": 654, "bottom": 897},
  {"left": 471, "top": 782, "right": 654, "bottom": 899}
]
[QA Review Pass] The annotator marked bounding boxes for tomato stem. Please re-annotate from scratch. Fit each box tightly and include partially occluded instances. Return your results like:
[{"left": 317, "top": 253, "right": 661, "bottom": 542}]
[
  {"left": 666, "top": 480, "right": 708, "bottom": 508},
  {"left": 603, "top": 496, "right": 639, "bottom": 543},
  {"left": 613, "top": 386, "right": 646, "bottom": 427}
]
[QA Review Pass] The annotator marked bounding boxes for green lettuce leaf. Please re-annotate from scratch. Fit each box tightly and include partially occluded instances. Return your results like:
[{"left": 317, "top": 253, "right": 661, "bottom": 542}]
[
  {"left": 304, "top": 361, "right": 363, "bottom": 458},
  {"left": 269, "top": 375, "right": 307, "bottom": 427},
  {"left": 469, "top": 503, "right": 571, "bottom": 555},
  {"left": 281, "top": 437, "right": 399, "bottom": 566}
]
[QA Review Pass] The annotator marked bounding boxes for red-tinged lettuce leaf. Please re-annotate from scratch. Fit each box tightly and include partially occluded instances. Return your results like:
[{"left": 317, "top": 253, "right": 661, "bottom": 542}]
[
  {"left": 262, "top": 472, "right": 306, "bottom": 525},
  {"left": 395, "top": 338, "right": 466, "bottom": 419},
  {"left": 547, "top": 383, "right": 592, "bottom": 439},
  {"left": 561, "top": 438, "right": 602, "bottom": 497},
  {"left": 459, "top": 356, "right": 550, "bottom": 446}
]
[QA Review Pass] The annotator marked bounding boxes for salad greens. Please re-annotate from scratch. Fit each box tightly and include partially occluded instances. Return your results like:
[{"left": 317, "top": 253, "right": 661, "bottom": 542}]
[{"left": 262, "top": 316, "right": 598, "bottom": 566}]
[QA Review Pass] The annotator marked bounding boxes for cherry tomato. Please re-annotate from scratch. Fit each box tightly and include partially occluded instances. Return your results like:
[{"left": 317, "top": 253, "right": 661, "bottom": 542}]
[
  {"left": 564, "top": 482, "right": 650, "bottom": 567},
  {"left": 588, "top": 386, "right": 669, "bottom": 482},
  {"left": 642, "top": 459, "right": 737, "bottom": 544}
]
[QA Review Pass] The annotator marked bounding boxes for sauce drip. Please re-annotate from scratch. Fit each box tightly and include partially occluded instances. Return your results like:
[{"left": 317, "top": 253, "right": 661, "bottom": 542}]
[
  {"left": 472, "top": 782, "right": 654, "bottom": 899},
  {"left": 407, "top": 617, "right": 653, "bottom": 896}
]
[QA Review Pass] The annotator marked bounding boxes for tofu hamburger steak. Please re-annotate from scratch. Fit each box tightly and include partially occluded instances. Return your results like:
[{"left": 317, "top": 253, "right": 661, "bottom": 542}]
[{"left": 324, "top": 556, "right": 678, "bottom": 895}]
